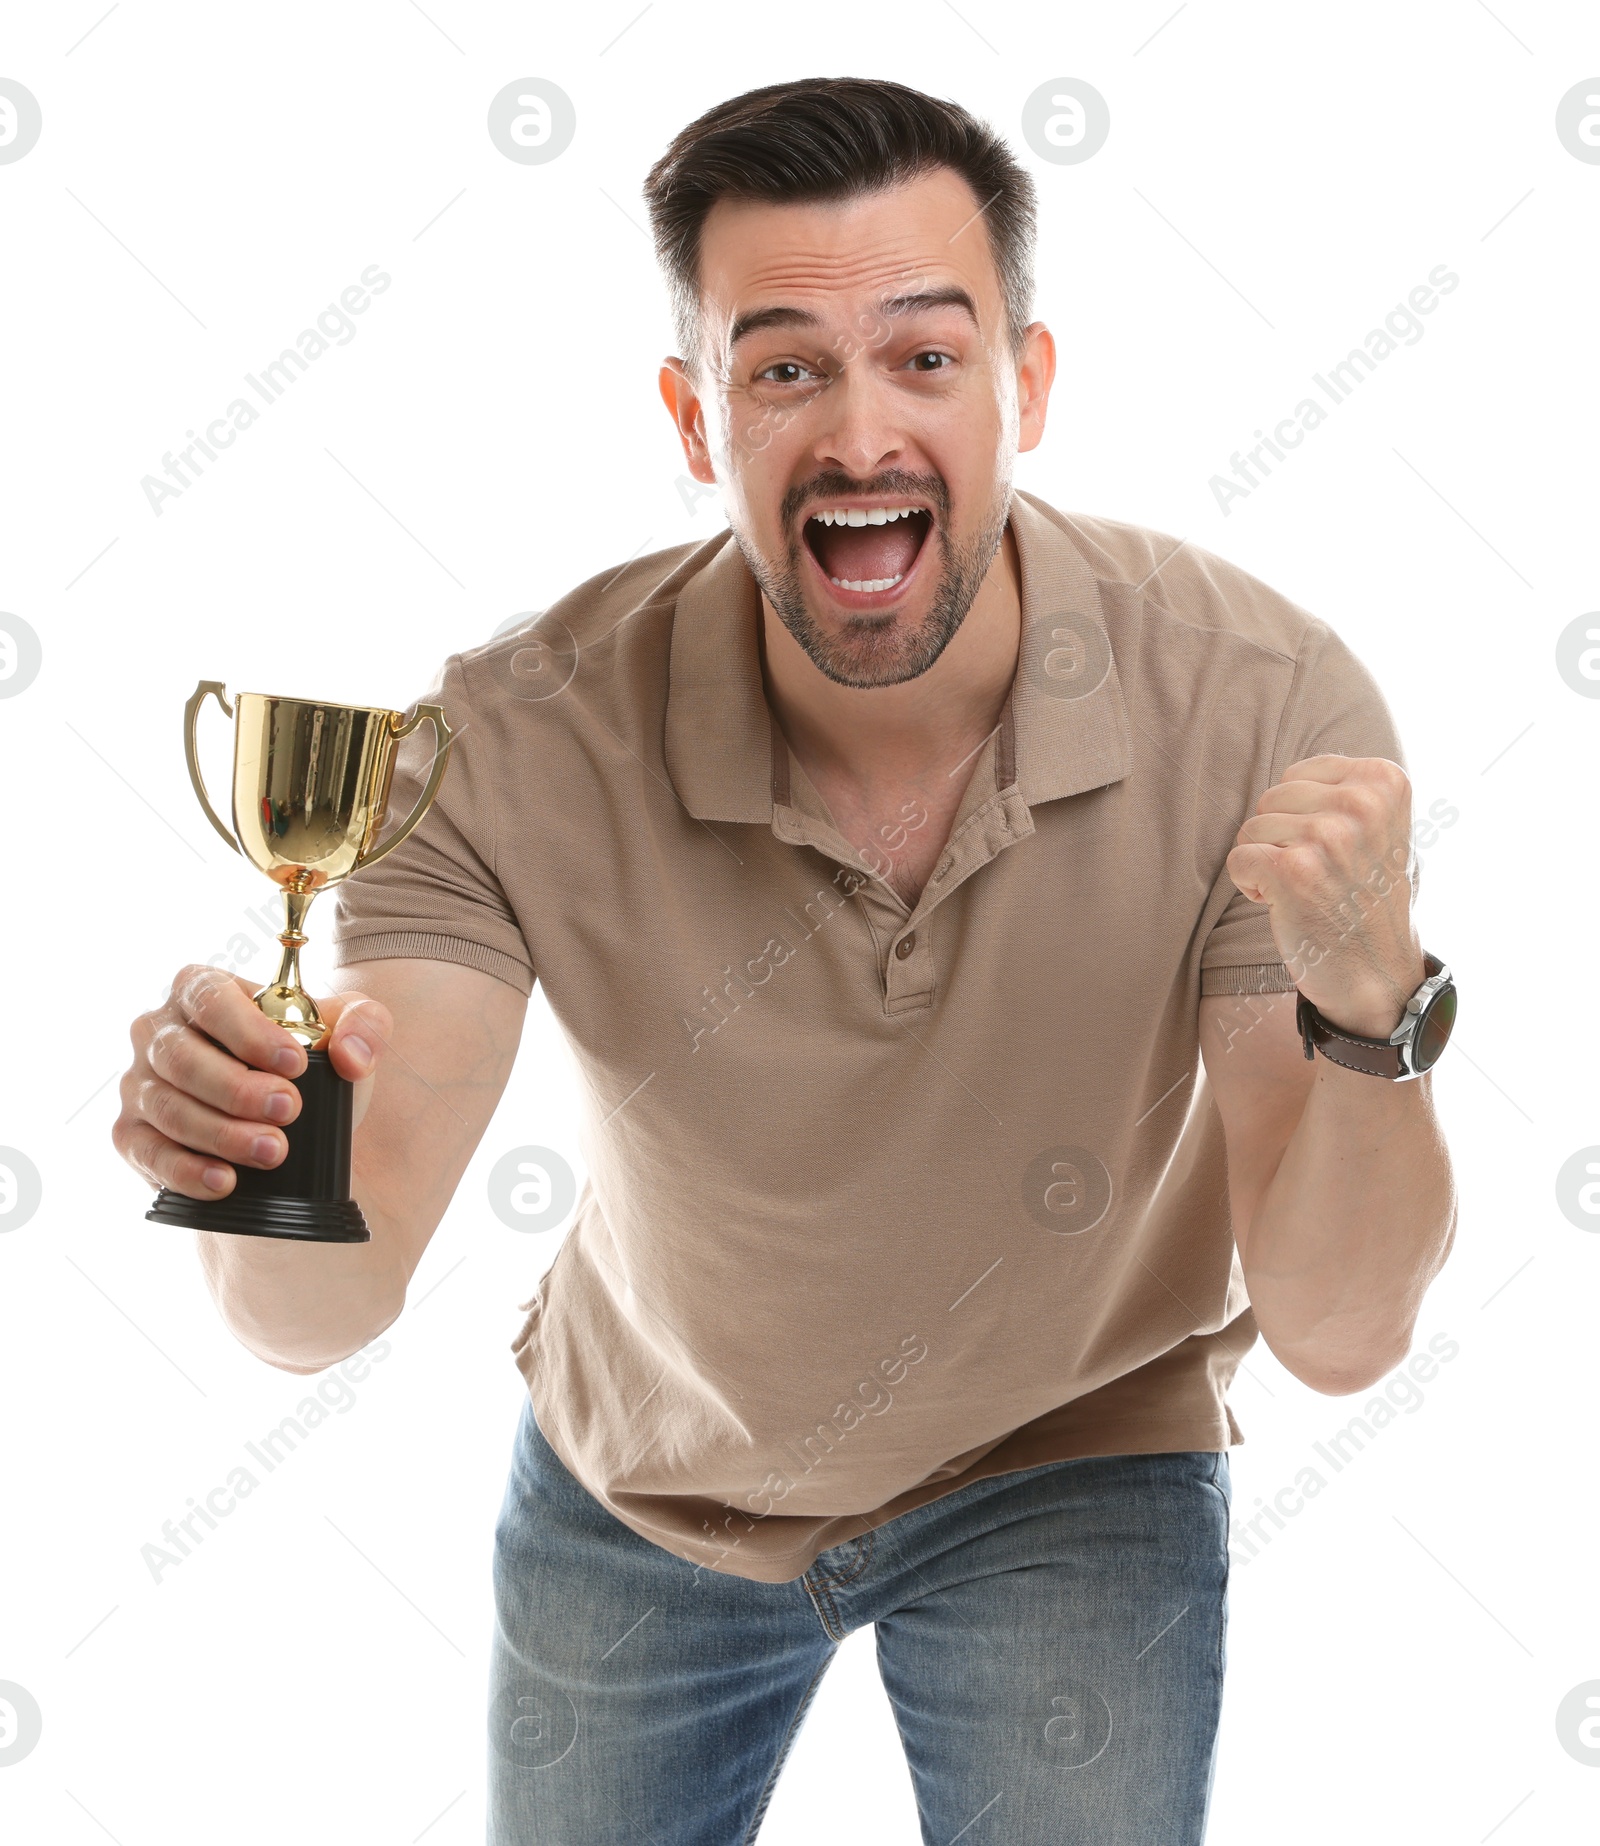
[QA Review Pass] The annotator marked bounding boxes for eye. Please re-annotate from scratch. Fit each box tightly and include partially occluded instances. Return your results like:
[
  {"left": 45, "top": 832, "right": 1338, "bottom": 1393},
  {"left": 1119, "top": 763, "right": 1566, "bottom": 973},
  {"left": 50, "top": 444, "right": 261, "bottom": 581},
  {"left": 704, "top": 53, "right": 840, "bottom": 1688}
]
[
  {"left": 907, "top": 351, "right": 954, "bottom": 373},
  {"left": 755, "top": 360, "right": 819, "bottom": 386}
]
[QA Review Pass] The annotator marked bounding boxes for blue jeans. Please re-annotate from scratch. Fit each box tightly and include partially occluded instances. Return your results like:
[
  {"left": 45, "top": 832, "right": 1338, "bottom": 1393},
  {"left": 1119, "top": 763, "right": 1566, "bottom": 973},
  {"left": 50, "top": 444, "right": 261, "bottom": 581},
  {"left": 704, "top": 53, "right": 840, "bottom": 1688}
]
[{"left": 488, "top": 1399, "right": 1230, "bottom": 1844}]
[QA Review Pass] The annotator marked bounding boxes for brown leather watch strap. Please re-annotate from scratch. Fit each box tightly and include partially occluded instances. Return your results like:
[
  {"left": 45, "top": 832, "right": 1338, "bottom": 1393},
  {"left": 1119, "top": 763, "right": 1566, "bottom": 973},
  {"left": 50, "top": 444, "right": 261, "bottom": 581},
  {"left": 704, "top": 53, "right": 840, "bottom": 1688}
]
[
  {"left": 1295, "top": 952, "right": 1447, "bottom": 1080},
  {"left": 1294, "top": 1002, "right": 1406, "bottom": 1077}
]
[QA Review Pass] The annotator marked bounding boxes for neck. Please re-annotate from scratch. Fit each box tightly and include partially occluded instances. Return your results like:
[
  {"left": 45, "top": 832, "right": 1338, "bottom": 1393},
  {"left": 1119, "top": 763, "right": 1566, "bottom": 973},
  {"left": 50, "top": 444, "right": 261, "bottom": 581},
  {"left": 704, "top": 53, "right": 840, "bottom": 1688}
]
[{"left": 760, "top": 520, "right": 1023, "bottom": 789}]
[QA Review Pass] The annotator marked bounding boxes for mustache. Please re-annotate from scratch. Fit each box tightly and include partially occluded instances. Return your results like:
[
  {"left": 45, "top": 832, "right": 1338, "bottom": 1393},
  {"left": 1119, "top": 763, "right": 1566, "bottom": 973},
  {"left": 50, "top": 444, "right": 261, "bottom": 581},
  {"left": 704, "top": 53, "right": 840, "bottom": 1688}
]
[{"left": 779, "top": 472, "right": 949, "bottom": 530}]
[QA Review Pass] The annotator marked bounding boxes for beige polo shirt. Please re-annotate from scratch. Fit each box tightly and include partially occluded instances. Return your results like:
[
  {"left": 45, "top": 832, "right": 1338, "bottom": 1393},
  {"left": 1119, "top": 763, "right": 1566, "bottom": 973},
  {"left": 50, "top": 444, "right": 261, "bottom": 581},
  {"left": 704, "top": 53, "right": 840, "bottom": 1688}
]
[{"left": 330, "top": 489, "right": 1405, "bottom": 1583}]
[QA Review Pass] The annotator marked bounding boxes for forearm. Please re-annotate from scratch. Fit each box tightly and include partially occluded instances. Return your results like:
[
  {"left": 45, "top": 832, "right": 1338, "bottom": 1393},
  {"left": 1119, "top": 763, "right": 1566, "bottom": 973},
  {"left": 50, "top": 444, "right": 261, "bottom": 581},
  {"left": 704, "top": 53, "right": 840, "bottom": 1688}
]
[
  {"left": 194, "top": 1204, "right": 406, "bottom": 1374},
  {"left": 190, "top": 962, "right": 524, "bottom": 1371},
  {"left": 191, "top": 1058, "right": 408, "bottom": 1370},
  {"left": 1242, "top": 1055, "right": 1457, "bottom": 1393}
]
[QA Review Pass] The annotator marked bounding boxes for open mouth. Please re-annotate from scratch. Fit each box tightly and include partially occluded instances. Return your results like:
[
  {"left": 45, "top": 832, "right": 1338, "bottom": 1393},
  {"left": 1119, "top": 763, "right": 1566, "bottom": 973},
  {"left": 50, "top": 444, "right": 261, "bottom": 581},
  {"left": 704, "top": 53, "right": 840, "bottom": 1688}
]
[{"left": 800, "top": 504, "right": 934, "bottom": 604}]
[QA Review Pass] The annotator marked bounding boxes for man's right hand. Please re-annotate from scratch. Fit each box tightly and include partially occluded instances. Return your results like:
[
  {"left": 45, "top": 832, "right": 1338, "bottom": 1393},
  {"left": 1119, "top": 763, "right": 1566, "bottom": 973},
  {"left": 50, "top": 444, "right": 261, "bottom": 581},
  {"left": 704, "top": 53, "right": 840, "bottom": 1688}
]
[{"left": 113, "top": 965, "right": 392, "bottom": 1202}]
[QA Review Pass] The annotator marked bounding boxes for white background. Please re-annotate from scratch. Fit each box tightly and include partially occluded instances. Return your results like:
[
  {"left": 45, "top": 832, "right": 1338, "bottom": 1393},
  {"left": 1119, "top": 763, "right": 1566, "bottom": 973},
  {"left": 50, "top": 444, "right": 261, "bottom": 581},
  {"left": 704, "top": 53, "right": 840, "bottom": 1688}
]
[{"left": 2, "top": 2, "right": 1597, "bottom": 1841}]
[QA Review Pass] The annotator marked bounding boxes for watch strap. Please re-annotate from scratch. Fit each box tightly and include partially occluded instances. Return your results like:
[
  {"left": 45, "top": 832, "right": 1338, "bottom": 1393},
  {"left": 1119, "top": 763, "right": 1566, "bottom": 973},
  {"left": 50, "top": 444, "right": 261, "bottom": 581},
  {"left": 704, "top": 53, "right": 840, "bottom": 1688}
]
[{"left": 1295, "top": 951, "right": 1447, "bottom": 1079}]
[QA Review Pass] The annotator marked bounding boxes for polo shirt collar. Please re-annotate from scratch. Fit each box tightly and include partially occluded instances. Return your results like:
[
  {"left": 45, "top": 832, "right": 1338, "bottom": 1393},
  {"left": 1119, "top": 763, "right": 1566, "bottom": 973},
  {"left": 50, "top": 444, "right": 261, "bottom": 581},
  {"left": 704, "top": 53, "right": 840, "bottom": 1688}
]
[{"left": 663, "top": 490, "right": 1133, "bottom": 824}]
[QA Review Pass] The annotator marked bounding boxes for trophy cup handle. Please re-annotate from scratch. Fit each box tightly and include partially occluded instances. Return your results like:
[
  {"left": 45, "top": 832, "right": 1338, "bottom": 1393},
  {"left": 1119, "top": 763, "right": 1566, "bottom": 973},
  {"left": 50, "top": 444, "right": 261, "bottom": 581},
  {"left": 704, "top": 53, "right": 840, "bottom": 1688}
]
[
  {"left": 359, "top": 703, "right": 457, "bottom": 869},
  {"left": 183, "top": 680, "right": 242, "bottom": 854}
]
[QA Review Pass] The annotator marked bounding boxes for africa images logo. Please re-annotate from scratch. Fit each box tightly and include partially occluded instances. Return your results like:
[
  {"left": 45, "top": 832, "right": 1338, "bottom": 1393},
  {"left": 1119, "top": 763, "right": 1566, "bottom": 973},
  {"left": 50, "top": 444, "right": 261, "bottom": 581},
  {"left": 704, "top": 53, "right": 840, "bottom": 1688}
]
[
  {"left": 1210, "top": 265, "right": 1460, "bottom": 515},
  {"left": 139, "top": 1340, "right": 390, "bottom": 1583},
  {"left": 139, "top": 266, "right": 392, "bottom": 516}
]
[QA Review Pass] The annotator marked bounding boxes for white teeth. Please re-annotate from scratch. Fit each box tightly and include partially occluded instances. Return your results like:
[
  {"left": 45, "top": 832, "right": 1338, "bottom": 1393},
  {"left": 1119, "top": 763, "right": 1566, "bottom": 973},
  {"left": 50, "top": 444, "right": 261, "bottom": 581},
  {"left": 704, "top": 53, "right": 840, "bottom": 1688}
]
[
  {"left": 809, "top": 506, "right": 923, "bottom": 526},
  {"left": 829, "top": 573, "right": 904, "bottom": 593}
]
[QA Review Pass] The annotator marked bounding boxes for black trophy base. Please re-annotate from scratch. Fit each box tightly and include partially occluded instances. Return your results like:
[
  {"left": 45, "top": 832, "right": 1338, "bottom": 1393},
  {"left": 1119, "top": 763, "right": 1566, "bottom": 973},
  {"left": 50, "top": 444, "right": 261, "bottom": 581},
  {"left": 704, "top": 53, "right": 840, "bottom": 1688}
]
[{"left": 146, "top": 1046, "right": 370, "bottom": 1243}]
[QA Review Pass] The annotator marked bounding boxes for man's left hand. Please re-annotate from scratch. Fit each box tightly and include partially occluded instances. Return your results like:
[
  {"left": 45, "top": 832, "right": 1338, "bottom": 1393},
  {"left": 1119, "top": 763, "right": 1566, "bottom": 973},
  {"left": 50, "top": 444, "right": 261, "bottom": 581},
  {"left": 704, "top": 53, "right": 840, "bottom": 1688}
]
[{"left": 1225, "top": 754, "right": 1427, "bottom": 1040}]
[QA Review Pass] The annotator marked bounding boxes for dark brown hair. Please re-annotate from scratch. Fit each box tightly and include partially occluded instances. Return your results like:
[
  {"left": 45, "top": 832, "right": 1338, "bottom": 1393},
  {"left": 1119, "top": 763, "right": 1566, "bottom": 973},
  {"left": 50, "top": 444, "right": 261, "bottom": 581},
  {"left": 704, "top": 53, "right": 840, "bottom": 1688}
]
[{"left": 642, "top": 78, "right": 1037, "bottom": 374}]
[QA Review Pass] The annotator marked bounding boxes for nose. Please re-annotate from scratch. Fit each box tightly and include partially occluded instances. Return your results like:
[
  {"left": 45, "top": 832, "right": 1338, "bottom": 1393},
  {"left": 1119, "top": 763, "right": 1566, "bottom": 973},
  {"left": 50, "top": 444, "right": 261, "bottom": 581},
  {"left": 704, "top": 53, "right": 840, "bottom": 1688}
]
[{"left": 810, "top": 361, "right": 905, "bottom": 480}]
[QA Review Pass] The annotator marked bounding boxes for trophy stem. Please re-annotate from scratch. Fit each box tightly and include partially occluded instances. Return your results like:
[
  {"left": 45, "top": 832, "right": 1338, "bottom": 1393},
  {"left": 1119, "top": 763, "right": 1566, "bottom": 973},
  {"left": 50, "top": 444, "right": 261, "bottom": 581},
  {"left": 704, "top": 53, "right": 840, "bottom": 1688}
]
[{"left": 253, "top": 879, "right": 327, "bottom": 1047}]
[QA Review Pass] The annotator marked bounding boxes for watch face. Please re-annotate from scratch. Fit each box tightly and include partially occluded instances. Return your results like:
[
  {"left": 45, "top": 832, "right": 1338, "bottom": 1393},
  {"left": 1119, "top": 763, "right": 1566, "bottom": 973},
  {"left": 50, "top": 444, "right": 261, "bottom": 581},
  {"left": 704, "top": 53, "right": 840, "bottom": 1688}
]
[{"left": 1414, "top": 983, "right": 1457, "bottom": 1072}]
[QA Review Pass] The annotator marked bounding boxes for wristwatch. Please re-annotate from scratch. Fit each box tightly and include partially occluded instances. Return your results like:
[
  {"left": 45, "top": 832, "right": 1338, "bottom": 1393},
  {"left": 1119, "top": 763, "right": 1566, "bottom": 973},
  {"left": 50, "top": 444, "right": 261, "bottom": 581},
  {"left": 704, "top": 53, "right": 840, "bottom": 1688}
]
[{"left": 1295, "top": 951, "right": 1457, "bottom": 1080}]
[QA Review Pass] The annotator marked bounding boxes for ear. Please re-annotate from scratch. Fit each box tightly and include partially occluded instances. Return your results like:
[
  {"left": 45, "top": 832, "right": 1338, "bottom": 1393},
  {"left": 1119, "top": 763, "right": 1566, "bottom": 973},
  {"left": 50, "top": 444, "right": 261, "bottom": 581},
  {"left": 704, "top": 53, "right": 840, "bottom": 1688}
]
[
  {"left": 1015, "top": 322, "right": 1056, "bottom": 455},
  {"left": 659, "top": 358, "right": 717, "bottom": 484}
]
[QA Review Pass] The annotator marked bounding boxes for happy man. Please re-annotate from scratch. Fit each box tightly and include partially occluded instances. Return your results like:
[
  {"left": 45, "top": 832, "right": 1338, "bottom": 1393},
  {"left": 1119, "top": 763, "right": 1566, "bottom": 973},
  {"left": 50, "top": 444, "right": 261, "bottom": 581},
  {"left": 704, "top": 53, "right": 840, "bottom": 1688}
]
[{"left": 115, "top": 76, "right": 1459, "bottom": 1845}]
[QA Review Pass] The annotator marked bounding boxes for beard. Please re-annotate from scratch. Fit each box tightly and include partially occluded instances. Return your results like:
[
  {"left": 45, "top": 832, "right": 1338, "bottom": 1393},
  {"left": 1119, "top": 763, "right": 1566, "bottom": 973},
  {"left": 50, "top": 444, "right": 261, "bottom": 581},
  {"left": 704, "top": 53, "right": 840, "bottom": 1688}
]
[{"left": 732, "top": 473, "right": 1013, "bottom": 690}]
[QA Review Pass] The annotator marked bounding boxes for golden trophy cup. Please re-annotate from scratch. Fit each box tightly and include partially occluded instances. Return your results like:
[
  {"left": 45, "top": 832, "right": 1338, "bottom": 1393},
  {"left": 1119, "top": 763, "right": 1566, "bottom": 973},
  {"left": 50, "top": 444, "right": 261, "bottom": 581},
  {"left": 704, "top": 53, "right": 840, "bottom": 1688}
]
[{"left": 145, "top": 681, "right": 455, "bottom": 1242}]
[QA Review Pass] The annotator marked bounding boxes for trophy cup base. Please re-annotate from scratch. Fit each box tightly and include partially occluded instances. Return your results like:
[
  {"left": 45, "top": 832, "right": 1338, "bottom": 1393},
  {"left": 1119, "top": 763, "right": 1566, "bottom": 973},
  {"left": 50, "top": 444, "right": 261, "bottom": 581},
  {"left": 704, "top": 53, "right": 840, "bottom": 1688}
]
[
  {"left": 143, "top": 1048, "right": 370, "bottom": 1243},
  {"left": 145, "top": 1189, "right": 371, "bottom": 1243}
]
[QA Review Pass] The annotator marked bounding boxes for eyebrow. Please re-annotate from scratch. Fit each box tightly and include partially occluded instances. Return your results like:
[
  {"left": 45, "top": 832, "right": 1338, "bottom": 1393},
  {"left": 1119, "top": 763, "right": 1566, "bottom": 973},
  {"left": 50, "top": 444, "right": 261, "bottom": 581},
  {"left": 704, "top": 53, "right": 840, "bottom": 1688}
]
[{"left": 726, "top": 286, "right": 981, "bottom": 350}]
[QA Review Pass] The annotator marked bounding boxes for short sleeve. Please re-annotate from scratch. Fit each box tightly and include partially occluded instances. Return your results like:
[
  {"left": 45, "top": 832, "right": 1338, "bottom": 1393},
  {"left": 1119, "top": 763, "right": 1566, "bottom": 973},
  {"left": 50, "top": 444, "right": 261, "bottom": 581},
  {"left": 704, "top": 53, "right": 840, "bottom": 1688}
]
[
  {"left": 328, "top": 651, "right": 535, "bottom": 996},
  {"left": 1200, "top": 619, "right": 1408, "bottom": 997}
]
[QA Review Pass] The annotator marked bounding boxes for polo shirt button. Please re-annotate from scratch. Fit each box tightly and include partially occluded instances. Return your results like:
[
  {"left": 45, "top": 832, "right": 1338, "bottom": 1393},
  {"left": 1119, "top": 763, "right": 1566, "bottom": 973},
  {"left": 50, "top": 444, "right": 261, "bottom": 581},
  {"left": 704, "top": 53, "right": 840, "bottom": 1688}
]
[{"left": 895, "top": 933, "right": 916, "bottom": 959}]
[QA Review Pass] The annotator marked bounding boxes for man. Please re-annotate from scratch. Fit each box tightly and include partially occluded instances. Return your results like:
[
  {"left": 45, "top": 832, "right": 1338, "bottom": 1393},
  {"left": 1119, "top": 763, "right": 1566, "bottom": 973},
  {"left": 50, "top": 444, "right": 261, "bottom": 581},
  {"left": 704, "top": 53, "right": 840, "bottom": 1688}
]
[{"left": 115, "top": 77, "right": 1458, "bottom": 1846}]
